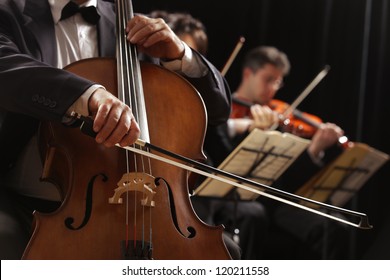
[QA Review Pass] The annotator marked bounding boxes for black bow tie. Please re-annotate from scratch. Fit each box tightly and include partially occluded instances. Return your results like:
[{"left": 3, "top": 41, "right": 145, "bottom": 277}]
[{"left": 60, "top": 1, "right": 100, "bottom": 25}]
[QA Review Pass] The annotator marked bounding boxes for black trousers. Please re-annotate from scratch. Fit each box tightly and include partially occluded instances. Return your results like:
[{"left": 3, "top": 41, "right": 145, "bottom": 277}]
[
  {"left": 263, "top": 203, "right": 350, "bottom": 259},
  {"left": 191, "top": 195, "right": 269, "bottom": 260}
]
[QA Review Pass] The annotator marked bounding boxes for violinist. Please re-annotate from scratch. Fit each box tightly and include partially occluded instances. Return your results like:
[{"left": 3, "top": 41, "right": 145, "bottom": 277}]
[
  {"left": 229, "top": 47, "right": 345, "bottom": 184},
  {"left": 206, "top": 46, "right": 349, "bottom": 259},
  {"left": 0, "top": 0, "right": 231, "bottom": 259}
]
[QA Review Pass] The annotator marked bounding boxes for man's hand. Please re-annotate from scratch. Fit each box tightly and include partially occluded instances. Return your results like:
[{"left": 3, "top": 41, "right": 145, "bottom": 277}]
[
  {"left": 126, "top": 15, "right": 185, "bottom": 60},
  {"left": 308, "top": 122, "right": 344, "bottom": 158},
  {"left": 88, "top": 88, "right": 140, "bottom": 147},
  {"left": 248, "top": 104, "right": 279, "bottom": 131}
]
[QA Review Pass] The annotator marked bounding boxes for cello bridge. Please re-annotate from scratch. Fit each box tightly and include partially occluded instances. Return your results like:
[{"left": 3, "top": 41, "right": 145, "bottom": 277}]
[{"left": 109, "top": 172, "right": 157, "bottom": 207}]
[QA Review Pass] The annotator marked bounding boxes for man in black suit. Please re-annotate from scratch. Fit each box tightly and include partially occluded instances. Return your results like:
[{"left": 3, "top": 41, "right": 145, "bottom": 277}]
[
  {"left": 0, "top": 0, "right": 233, "bottom": 259},
  {"left": 203, "top": 46, "right": 349, "bottom": 259}
]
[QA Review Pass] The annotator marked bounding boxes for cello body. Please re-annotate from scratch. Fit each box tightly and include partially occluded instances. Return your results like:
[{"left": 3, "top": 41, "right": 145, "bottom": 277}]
[{"left": 22, "top": 58, "right": 231, "bottom": 259}]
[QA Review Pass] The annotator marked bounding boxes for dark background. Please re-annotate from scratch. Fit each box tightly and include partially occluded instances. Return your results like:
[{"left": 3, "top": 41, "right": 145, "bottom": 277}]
[{"left": 133, "top": 0, "right": 390, "bottom": 259}]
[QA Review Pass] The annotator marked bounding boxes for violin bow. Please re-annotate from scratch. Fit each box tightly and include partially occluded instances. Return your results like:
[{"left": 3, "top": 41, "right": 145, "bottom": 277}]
[
  {"left": 268, "top": 65, "right": 330, "bottom": 131},
  {"left": 220, "top": 36, "right": 245, "bottom": 76},
  {"left": 281, "top": 65, "right": 330, "bottom": 119}
]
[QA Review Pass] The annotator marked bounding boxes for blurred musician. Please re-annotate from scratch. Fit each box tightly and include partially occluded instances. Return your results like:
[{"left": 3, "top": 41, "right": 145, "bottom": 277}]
[{"left": 208, "top": 46, "right": 350, "bottom": 259}]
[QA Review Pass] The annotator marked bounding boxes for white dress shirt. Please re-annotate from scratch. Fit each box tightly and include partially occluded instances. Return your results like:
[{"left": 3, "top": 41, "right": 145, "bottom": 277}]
[{"left": 49, "top": 0, "right": 207, "bottom": 117}]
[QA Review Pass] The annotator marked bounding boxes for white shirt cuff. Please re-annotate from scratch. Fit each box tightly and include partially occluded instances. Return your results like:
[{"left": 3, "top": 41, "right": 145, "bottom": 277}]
[
  {"left": 308, "top": 150, "right": 325, "bottom": 166},
  {"left": 160, "top": 42, "right": 208, "bottom": 77},
  {"left": 227, "top": 119, "right": 237, "bottom": 138},
  {"left": 63, "top": 84, "right": 104, "bottom": 122}
]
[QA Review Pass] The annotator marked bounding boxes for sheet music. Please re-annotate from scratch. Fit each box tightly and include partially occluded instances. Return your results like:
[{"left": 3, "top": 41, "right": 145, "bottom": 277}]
[
  {"left": 194, "top": 129, "right": 310, "bottom": 200},
  {"left": 296, "top": 143, "right": 389, "bottom": 207}
]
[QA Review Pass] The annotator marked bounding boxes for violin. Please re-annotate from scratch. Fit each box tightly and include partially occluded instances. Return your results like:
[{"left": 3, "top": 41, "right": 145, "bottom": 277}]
[
  {"left": 232, "top": 96, "right": 351, "bottom": 148},
  {"left": 270, "top": 99, "right": 323, "bottom": 139},
  {"left": 231, "top": 96, "right": 319, "bottom": 137}
]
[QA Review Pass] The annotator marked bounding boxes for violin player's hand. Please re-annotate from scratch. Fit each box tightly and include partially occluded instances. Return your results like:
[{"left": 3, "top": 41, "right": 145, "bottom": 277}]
[
  {"left": 88, "top": 88, "right": 140, "bottom": 147},
  {"left": 248, "top": 104, "right": 279, "bottom": 131},
  {"left": 126, "top": 15, "right": 185, "bottom": 61},
  {"left": 308, "top": 122, "right": 344, "bottom": 158}
]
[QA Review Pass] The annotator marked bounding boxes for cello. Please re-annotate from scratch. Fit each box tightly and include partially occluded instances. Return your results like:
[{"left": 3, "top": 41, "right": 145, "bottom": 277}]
[
  {"left": 23, "top": 1, "right": 371, "bottom": 260},
  {"left": 23, "top": 0, "right": 231, "bottom": 259}
]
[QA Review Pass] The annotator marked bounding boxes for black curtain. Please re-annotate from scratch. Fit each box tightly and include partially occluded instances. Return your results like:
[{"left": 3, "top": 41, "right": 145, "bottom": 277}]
[{"left": 134, "top": 0, "right": 390, "bottom": 259}]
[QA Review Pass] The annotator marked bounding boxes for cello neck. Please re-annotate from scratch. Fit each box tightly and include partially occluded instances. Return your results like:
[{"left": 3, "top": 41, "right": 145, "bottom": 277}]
[{"left": 116, "top": 0, "right": 150, "bottom": 142}]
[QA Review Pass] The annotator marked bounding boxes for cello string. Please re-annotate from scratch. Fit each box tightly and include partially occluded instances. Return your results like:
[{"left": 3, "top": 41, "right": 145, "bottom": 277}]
[
  {"left": 117, "top": 0, "right": 139, "bottom": 253},
  {"left": 124, "top": 0, "right": 155, "bottom": 253},
  {"left": 126, "top": 0, "right": 145, "bottom": 251},
  {"left": 125, "top": 0, "right": 141, "bottom": 252},
  {"left": 124, "top": 0, "right": 147, "bottom": 177},
  {"left": 118, "top": 0, "right": 129, "bottom": 251}
]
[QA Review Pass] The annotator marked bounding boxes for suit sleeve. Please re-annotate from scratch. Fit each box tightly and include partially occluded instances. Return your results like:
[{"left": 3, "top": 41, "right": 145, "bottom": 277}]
[
  {"left": 0, "top": 7, "right": 94, "bottom": 122},
  {"left": 181, "top": 53, "right": 232, "bottom": 126}
]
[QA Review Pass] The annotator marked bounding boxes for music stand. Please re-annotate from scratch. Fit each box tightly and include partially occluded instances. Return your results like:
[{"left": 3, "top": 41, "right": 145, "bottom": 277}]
[
  {"left": 194, "top": 129, "right": 310, "bottom": 200},
  {"left": 296, "top": 143, "right": 389, "bottom": 207}
]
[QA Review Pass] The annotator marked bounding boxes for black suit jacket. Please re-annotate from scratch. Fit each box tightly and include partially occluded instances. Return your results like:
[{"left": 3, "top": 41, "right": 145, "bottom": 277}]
[{"left": 0, "top": 0, "right": 231, "bottom": 173}]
